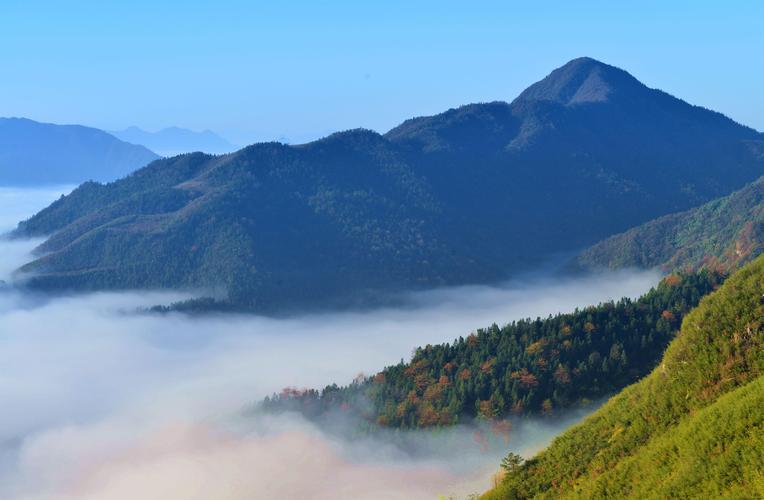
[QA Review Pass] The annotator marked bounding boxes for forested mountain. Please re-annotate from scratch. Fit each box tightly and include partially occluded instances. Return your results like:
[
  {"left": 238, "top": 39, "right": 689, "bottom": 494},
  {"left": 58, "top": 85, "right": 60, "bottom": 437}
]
[
  {"left": 260, "top": 271, "right": 722, "bottom": 427},
  {"left": 112, "top": 126, "right": 237, "bottom": 156},
  {"left": 0, "top": 118, "right": 159, "bottom": 185},
  {"left": 14, "top": 133, "right": 459, "bottom": 308},
  {"left": 10, "top": 58, "right": 764, "bottom": 309},
  {"left": 574, "top": 174, "right": 764, "bottom": 273},
  {"left": 484, "top": 253, "right": 764, "bottom": 499}
]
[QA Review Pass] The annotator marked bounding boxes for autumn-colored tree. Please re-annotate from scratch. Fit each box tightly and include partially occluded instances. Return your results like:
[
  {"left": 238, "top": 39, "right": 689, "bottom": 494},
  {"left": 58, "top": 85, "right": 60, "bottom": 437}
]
[
  {"left": 664, "top": 273, "right": 682, "bottom": 286},
  {"left": 481, "top": 357, "right": 497, "bottom": 374}
]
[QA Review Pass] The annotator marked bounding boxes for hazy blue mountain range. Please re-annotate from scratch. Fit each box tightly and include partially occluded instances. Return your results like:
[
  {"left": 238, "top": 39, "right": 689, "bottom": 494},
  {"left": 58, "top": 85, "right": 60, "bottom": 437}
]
[
  {"left": 11, "top": 57, "right": 764, "bottom": 310},
  {"left": 112, "top": 126, "right": 238, "bottom": 156},
  {"left": 574, "top": 174, "right": 764, "bottom": 274},
  {"left": 0, "top": 118, "right": 159, "bottom": 185}
]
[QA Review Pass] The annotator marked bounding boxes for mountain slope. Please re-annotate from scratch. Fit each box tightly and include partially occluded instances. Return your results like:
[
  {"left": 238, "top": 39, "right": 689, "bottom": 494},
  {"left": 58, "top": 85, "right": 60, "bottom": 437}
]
[
  {"left": 15, "top": 131, "right": 463, "bottom": 308},
  {"left": 484, "top": 253, "right": 764, "bottom": 499},
  {"left": 386, "top": 57, "right": 764, "bottom": 268},
  {"left": 11, "top": 58, "right": 764, "bottom": 309},
  {"left": 0, "top": 118, "right": 159, "bottom": 185},
  {"left": 112, "top": 126, "right": 237, "bottom": 156},
  {"left": 574, "top": 175, "right": 764, "bottom": 273},
  {"left": 261, "top": 271, "right": 722, "bottom": 427}
]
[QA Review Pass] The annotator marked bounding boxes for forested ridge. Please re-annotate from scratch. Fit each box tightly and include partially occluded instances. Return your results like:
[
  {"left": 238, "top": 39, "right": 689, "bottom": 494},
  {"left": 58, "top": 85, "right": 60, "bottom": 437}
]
[
  {"left": 10, "top": 57, "right": 764, "bottom": 311},
  {"left": 574, "top": 173, "right": 764, "bottom": 275},
  {"left": 261, "top": 270, "right": 722, "bottom": 428},
  {"left": 483, "top": 254, "right": 764, "bottom": 499}
]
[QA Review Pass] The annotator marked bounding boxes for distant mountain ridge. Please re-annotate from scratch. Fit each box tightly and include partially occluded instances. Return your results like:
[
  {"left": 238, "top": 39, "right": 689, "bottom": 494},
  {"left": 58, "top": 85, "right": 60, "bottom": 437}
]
[
  {"left": 0, "top": 118, "right": 159, "bottom": 185},
  {"left": 11, "top": 57, "right": 764, "bottom": 310},
  {"left": 112, "top": 126, "right": 237, "bottom": 156}
]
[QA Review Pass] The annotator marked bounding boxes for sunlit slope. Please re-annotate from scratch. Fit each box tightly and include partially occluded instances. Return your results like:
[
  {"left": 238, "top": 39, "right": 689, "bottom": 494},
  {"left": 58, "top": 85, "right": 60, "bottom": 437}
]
[
  {"left": 261, "top": 271, "right": 721, "bottom": 427},
  {"left": 485, "top": 253, "right": 764, "bottom": 499},
  {"left": 574, "top": 175, "right": 764, "bottom": 274}
]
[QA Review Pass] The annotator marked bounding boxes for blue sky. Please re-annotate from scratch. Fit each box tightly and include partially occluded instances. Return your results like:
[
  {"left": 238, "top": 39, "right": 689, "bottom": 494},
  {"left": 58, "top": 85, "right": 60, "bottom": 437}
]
[{"left": 1, "top": 0, "right": 762, "bottom": 145}]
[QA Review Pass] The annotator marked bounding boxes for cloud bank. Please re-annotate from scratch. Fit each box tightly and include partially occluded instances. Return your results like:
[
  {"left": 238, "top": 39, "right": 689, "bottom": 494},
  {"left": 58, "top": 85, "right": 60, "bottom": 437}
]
[{"left": 0, "top": 186, "right": 661, "bottom": 499}]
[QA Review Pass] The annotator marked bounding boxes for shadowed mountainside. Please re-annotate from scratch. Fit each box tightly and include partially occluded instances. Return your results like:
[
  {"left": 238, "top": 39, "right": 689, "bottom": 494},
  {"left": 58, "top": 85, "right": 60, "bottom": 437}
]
[{"left": 12, "top": 58, "right": 764, "bottom": 310}]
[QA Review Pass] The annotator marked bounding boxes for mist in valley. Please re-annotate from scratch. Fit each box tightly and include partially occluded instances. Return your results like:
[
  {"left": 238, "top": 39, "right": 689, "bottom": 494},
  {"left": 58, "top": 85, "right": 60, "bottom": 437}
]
[{"left": 0, "top": 186, "right": 661, "bottom": 499}]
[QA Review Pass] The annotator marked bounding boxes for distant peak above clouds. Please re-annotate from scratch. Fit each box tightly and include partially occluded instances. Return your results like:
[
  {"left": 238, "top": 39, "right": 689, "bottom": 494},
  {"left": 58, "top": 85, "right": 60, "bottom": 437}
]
[{"left": 112, "top": 126, "right": 238, "bottom": 157}]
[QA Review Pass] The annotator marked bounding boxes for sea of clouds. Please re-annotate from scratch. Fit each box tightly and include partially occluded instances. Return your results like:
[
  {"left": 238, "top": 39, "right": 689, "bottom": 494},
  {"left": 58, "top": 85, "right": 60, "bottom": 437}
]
[{"left": 0, "top": 186, "right": 661, "bottom": 499}]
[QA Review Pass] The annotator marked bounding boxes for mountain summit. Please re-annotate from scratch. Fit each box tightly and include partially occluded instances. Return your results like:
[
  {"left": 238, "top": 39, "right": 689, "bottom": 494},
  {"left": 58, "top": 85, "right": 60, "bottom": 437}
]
[
  {"left": 514, "top": 56, "right": 645, "bottom": 105},
  {"left": 12, "top": 58, "right": 764, "bottom": 310}
]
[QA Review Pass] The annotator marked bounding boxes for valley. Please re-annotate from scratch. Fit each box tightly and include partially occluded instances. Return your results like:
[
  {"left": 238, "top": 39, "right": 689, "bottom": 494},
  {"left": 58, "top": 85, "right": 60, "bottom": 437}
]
[{"left": 0, "top": 186, "right": 662, "bottom": 498}]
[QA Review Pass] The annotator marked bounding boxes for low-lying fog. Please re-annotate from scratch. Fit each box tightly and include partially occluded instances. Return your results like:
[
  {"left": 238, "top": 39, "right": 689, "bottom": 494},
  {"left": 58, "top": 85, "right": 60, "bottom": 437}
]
[{"left": 0, "top": 186, "right": 661, "bottom": 499}]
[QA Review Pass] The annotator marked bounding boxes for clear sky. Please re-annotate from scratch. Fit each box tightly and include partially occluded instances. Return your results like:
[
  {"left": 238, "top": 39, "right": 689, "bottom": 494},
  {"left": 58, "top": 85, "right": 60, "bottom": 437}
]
[{"left": 1, "top": 0, "right": 762, "bottom": 146}]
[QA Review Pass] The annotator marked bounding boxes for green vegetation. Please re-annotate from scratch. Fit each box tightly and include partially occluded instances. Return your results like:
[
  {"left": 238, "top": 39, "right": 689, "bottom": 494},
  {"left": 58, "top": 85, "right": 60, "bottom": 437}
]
[
  {"left": 575, "top": 175, "right": 764, "bottom": 274},
  {"left": 11, "top": 58, "right": 764, "bottom": 310},
  {"left": 484, "top": 253, "right": 764, "bottom": 499},
  {"left": 261, "top": 270, "right": 722, "bottom": 427}
]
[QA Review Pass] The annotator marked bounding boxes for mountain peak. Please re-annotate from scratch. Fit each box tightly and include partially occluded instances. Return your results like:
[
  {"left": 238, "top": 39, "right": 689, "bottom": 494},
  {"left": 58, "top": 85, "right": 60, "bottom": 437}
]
[{"left": 514, "top": 57, "right": 645, "bottom": 105}]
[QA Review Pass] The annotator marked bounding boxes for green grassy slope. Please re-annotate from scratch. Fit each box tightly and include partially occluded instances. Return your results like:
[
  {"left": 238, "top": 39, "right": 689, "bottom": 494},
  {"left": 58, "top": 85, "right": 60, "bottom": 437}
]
[{"left": 485, "top": 254, "right": 764, "bottom": 499}]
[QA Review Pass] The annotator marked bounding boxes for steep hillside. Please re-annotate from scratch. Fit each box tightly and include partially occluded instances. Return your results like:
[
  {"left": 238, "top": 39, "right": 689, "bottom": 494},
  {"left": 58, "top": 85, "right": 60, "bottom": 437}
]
[
  {"left": 574, "top": 175, "right": 764, "bottom": 273},
  {"left": 0, "top": 118, "right": 159, "bottom": 185},
  {"left": 485, "top": 253, "right": 764, "bottom": 499},
  {"left": 11, "top": 57, "right": 764, "bottom": 309},
  {"left": 261, "top": 271, "right": 722, "bottom": 427},
  {"left": 14, "top": 132, "right": 458, "bottom": 309},
  {"left": 386, "top": 57, "right": 764, "bottom": 250}
]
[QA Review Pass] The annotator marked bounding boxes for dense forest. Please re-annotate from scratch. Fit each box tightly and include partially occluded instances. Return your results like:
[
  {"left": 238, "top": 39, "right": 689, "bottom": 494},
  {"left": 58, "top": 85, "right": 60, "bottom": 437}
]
[
  {"left": 260, "top": 270, "right": 722, "bottom": 428},
  {"left": 574, "top": 173, "right": 764, "bottom": 274},
  {"left": 484, "top": 254, "right": 764, "bottom": 499},
  {"left": 10, "top": 58, "right": 764, "bottom": 311}
]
